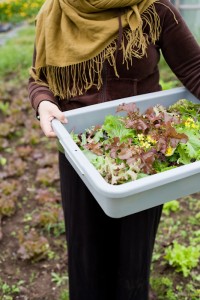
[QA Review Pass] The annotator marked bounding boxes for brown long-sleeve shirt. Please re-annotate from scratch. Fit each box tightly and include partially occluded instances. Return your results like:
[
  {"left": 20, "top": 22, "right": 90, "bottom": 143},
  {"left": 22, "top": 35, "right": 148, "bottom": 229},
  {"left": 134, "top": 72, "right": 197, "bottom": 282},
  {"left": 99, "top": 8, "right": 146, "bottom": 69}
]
[{"left": 28, "top": 0, "right": 200, "bottom": 113}]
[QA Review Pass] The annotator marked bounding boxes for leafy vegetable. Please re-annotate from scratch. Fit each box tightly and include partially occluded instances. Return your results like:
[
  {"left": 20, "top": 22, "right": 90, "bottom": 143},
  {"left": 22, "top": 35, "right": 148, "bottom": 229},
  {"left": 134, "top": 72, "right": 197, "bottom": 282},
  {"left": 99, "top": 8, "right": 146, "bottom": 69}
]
[
  {"left": 168, "top": 99, "right": 200, "bottom": 121},
  {"left": 102, "top": 115, "right": 136, "bottom": 142},
  {"left": 71, "top": 99, "right": 200, "bottom": 185},
  {"left": 164, "top": 241, "right": 200, "bottom": 277}
]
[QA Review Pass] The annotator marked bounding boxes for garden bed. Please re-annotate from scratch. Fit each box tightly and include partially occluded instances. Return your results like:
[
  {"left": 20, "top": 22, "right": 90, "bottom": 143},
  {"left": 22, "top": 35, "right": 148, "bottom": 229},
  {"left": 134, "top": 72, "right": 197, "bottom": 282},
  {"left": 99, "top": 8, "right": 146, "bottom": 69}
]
[{"left": 0, "top": 25, "right": 199, "bottom": 300}]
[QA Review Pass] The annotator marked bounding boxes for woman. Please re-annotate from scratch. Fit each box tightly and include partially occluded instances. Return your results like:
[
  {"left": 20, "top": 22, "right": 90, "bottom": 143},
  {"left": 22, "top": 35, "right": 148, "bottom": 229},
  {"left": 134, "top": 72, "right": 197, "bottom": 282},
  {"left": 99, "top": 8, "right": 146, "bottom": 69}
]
[{"left": 28, "top": 1, "right": 200, "bottom": 299}]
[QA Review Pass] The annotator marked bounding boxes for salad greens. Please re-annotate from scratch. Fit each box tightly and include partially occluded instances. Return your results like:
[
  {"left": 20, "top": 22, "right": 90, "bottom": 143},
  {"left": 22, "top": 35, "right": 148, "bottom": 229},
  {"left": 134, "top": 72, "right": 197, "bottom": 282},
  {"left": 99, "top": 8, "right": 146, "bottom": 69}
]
[{"left": 71, "top": 99, "right": 200, "bottom": 185}]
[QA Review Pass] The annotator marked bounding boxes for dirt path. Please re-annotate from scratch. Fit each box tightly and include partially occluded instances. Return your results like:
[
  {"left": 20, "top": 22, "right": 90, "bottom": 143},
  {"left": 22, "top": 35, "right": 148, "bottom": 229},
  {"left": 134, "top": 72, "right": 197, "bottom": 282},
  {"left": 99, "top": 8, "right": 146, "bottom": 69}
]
[{"left": 0, "top": 22, "right": 27, "bottom": 46}]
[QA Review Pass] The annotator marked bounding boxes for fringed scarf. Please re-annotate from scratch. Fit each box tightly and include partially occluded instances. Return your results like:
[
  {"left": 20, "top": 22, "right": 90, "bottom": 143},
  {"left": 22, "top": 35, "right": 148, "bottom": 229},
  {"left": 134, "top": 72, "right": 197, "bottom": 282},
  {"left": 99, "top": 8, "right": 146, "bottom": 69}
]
[{"left": 31, "top": 0, "right": 161, "bottom": 99}]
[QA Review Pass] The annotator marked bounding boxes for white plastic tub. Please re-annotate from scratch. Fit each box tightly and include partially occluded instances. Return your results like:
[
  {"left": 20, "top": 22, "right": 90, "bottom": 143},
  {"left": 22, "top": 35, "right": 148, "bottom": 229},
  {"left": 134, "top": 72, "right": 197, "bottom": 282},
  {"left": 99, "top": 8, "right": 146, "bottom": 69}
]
[{"left": 52, "top": 87, "right": 200, "bottom": 218}]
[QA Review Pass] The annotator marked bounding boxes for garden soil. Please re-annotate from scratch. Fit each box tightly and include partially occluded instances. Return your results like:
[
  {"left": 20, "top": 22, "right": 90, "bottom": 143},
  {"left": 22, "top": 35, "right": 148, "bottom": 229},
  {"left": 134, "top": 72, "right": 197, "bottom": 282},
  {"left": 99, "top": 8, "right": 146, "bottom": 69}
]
[{"left": 0, "top": 82, "right": 199, "bottom": 300}]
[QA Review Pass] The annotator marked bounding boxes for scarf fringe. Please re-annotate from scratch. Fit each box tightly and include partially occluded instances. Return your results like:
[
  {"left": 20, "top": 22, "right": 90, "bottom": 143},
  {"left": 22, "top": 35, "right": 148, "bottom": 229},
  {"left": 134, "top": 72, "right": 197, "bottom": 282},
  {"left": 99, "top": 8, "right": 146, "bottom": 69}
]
[{"left": 30, "top": 4, "right": 161, "bottom": 100}]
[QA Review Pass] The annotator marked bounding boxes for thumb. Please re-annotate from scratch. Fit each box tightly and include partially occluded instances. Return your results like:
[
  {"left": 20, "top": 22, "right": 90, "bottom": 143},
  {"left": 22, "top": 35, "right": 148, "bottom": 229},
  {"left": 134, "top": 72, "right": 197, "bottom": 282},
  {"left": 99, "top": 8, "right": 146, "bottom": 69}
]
[{"left": 53, "top": 107, "right": 68, "bottom": 123}]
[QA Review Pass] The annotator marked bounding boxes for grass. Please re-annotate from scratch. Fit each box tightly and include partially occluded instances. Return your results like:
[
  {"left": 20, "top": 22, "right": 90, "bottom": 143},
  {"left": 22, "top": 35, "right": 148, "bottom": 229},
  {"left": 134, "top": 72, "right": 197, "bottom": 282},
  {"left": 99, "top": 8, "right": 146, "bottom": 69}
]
[
  {"left": 159, "top": 55, "right": 181, "bottom": 89},
  {"left": 0, "top": 25, "right": 35, "bottom": 83}
]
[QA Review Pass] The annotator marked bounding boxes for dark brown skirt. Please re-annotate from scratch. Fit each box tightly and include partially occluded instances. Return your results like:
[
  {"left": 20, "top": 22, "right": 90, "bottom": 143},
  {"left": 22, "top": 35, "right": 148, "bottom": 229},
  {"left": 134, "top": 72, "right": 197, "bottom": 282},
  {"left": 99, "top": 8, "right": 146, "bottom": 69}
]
[{"left": 59, "top": 152, "right": 162, "bottom": 300}]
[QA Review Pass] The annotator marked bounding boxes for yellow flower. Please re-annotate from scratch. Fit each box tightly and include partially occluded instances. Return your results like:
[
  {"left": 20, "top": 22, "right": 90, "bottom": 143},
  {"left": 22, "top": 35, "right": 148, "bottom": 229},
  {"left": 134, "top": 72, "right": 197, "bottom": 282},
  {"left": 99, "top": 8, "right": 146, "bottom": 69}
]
[
  {"left": 140, "top": 141, "right": 151, "bottom": 149},
  {"left": 31, "top": 3, "right": 40, "bottom": 8},
  {"left": 186, "top": 117, "right": 194, "bottom": 122},
  {"left": 138, "top": 133, "right": 144, "bottom": 141},
  {"left": 146, "top": 135, "right": 157, "bottom": 144},
  {"left": 191, "top": 123, "right": 199, "bottom": 129},
  {"left": 184, "top": 122, "right": 190, "bottom": 128},
  {"left": 184, "top": 117, "right": 199, "bottom": 129},
  {"left": 165, "top": 146, "right": 175, "bottom": 157}
]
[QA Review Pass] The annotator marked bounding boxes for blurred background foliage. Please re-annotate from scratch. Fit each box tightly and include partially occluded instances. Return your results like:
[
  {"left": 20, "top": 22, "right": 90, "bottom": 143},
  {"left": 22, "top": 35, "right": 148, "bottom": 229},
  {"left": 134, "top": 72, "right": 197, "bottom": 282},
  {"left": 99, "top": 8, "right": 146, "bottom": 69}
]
[{"left": 0, "top": 0, "right": 45, "bottom": 23}]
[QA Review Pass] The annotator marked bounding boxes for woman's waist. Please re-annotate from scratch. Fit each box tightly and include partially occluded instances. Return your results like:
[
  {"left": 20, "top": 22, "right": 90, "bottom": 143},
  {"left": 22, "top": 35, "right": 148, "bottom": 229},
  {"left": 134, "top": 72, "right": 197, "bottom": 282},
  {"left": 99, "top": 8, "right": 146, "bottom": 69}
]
[{"left": 58, "top": 74, "right": 161, "bottom": 112}]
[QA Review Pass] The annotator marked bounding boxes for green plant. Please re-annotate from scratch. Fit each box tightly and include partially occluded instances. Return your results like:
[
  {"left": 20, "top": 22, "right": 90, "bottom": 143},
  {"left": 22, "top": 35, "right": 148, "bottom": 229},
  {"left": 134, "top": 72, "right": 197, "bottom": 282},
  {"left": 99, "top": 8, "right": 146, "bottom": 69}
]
[
  {"left": 29, "top": 272, "right": 37, "bottom": 284},
  {"left": 17, "top": 228, "right": 50, "bottom": 262},
  {"left": 163, "top": 200, "right": 180, "bottom": 216},
  {"left": 23, "top": 213, "right": 33, "bottom": 222},
  {"left": 150, "top": 276, "right": 177, "bottom": 300},
  {"left": 47, "top": 250, "right": 57, "bottom": 260},
  {"left": 0, "top": 0, "right": 45, "bottom": 23},
  {"left": 0, "top": 101, "right": 10, "bottom": 116},
  {"left": 51, "top": 272, "right": 68, "bottom": 287},
  {"left": 0, "top": 26, "right": 35, "bottom": 82},
  {"left": 0, "top": 195, "right": 16, "bottom": 217},
  {"left": 159, "top": 79, "right": 180, "bottom": 90},
  {"left": 164, "top": 241, "right": 200, "bottom": 277},
  {"left": 190, "top": 230, "right": 200, "bottom": 246},
  {"left": 189, "top": 212, "right": 200, "bottom": 226},
  {"left": 31, "top": 204, "right": 65, "bottom": 237},
  {"left": 1, "top": 296, "right": 13, "bottom": 300},
  {"left": 0, "top": 180, "right": 20, "bottom": 195},
  {"left": 185, "top": 283, "right": 200, "bottom": 300},
  {"left": 59, "top": 289, "right": 69, "bottom": 300},
  {"left": 35, "top": 167, "right": 59, "bottom": 186},
  {"left": 46, "top": 220, "right": 66, "bottom": 237},
  {"left": 0, "top": 156, "right": 7, "bottom": 166},
  {"left": 0, "top": 278, "right": 24, "bottom": 297},
  {"left": 159, "top": 55, "right": 181, "bottom": 88}
]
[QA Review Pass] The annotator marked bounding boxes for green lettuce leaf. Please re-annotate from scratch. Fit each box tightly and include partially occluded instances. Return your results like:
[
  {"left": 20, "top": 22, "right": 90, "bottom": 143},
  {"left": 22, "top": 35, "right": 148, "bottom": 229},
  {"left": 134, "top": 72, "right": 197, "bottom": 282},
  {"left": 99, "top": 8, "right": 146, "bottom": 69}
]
[
  {"left": 176, "top": 129, "right": 200, "bottom": 164},
  {"left": 168, "top": 99, "right": 200, "bottom": 121},
  {"left": 102, "top": 115, "right": 135, "bottom": 142}
]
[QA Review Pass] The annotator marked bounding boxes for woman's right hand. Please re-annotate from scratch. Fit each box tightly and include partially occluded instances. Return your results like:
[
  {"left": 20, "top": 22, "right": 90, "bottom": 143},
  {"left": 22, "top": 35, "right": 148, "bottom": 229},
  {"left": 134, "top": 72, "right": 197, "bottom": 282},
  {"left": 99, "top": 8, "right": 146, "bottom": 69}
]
[{"left": 38, "top": 101, "right": 68, "bottom": 137}]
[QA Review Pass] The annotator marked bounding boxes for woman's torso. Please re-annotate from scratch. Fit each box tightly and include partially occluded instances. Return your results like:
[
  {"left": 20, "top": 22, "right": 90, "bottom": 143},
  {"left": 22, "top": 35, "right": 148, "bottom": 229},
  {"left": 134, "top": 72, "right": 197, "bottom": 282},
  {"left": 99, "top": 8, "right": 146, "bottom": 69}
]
[{"left": 58, "top": 40, "right": 161, "bottom": 111}]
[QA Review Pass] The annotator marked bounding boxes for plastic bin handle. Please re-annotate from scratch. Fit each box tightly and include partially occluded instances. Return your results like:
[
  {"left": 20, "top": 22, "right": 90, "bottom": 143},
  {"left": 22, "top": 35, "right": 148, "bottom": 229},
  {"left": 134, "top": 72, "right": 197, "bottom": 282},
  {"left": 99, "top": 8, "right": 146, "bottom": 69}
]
[
  {"left": 52, "top": 118, "right": 87, "bottom": 176},
  {"left": 59, "top": 139, "right": 85, "bottom": 176}
]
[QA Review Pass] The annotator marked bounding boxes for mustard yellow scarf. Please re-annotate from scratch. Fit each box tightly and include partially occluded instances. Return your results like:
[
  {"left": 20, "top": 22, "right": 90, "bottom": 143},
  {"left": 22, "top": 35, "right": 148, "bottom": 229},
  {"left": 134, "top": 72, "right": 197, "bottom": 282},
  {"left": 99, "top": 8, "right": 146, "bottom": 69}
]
[{"left": 32, "top": 0, "right": 161, "bottom": 99}]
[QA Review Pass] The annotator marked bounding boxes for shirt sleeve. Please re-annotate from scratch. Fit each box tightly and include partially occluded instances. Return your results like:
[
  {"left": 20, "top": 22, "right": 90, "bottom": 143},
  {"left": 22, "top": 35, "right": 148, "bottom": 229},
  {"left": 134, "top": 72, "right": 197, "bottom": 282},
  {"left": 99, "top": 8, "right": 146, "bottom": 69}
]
[
  {"left": 157, "top": 0, "right": 200, "bottom": 99},
  {"left": 28, "top": 46, "right": 60, "bottom": 112}
]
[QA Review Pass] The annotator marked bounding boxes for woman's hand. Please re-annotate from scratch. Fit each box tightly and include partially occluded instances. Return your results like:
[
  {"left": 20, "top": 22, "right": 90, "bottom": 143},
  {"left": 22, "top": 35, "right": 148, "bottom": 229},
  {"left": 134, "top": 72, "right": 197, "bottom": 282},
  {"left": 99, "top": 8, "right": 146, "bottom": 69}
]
[{"left": 38, "top": 101, "right": 68, "bottom": 137}]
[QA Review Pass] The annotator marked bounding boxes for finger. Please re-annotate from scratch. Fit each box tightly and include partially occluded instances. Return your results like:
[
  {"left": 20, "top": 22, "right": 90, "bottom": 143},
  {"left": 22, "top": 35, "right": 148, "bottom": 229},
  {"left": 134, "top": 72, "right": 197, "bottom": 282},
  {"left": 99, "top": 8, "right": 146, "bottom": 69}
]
[
  {"left": 40, "top": 116, "right": 56, "bottom": 137},
  {"left": 45, "top": 131, "right": 57, "bottom": 138},
  {"left": 52, "top": 107, "right": 68, "bottom": 123},
  {"left": 38, "top": 102, "right": 68, "bottom": 124}
]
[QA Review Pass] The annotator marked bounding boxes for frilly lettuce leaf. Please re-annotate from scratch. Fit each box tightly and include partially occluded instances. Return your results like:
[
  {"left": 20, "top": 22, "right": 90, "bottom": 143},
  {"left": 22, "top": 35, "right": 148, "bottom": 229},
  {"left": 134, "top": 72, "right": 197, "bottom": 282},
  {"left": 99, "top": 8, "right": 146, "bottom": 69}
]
[
  {"left": 176, "top": 129, "right": 200, "bottom": 164},
  {"left": 102, "top": 115, "right": 135, "bottom": 142},
  {"left": 168, "top": 99, "right": 200, "bottom": 121}
]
